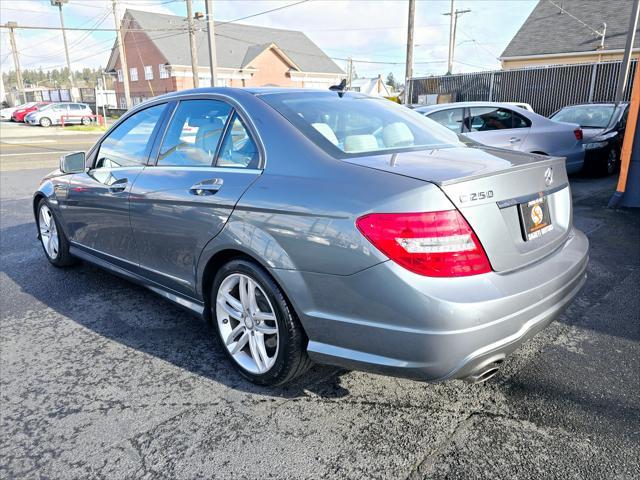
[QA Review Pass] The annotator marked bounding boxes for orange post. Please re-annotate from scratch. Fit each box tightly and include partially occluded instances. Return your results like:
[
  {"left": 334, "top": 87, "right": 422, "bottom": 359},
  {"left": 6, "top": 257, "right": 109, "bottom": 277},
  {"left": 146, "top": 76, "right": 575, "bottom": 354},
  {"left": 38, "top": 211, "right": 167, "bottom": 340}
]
[{"left": 616, "top": 58, "right": 640, "bottom": 194}]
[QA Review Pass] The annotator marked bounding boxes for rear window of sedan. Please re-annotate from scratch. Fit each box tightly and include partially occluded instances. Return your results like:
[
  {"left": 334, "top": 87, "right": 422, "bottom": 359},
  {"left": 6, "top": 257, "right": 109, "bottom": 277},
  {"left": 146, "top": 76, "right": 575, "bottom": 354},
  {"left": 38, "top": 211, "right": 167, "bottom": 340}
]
[{"left": 259, "top": 91, "right": 464, "bottom": 157}]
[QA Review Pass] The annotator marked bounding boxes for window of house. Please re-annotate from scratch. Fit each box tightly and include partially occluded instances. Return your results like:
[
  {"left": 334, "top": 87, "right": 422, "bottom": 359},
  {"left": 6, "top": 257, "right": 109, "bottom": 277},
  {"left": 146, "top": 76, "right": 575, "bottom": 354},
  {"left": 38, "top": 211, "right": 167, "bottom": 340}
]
[
  {"left": 119, "top": 96, "right": 126, "bottom": 109},
  {"left": 216, "top": 114, "right": 260, "bottom": 169},
  {"left": 159, "top": 64, "right": 169, "bottom": 79},
  {"left": 144, "top": 65, "right": 153, "bottom": 80},
  {"left": 117, "top": 69, "right": 123, "bottom": 82},
  {"left": 157, "top": 99, "right": 232, "bottom": 167},
  {"left": 130, "top": 67, "right": 138, "bottom": 82},
  {"left": 95, "top": 103, "right": 165, "bottom": 169}
]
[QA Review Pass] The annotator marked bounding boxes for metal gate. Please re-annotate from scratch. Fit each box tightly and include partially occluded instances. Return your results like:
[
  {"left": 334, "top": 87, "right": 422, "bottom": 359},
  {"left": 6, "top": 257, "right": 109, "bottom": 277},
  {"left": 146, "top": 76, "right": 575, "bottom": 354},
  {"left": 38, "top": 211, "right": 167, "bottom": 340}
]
[{"left": 409, "top": 59, "right": 637, "bottom": 116}]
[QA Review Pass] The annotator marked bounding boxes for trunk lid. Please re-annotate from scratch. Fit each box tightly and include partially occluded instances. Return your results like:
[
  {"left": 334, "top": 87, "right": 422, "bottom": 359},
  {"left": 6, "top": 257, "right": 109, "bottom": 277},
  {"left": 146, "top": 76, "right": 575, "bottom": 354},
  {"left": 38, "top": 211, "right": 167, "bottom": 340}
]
[{"left": 345, "top": 146, "right": 572, "bottom": 272}]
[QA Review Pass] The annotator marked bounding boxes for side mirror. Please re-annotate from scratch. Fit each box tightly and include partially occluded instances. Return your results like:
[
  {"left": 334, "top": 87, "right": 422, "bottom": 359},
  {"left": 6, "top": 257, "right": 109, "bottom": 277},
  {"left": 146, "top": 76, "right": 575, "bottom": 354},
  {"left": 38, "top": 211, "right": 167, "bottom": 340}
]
[{"left": 60, "top": 151, "right": 85, "bottom": 174}]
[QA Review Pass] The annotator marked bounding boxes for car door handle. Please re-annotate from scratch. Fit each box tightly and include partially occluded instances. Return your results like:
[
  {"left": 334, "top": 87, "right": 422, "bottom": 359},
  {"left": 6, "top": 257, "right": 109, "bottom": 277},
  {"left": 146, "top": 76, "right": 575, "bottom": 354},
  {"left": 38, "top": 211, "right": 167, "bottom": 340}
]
[
  {"left": 509, "top": 137, "right": 522, "bottom": 143},
  {"left": 108, "top": 179, "right": 129, "bottom": 193},
  {"left": 189, "top": 178, "right": 223, "bottom": 196}
]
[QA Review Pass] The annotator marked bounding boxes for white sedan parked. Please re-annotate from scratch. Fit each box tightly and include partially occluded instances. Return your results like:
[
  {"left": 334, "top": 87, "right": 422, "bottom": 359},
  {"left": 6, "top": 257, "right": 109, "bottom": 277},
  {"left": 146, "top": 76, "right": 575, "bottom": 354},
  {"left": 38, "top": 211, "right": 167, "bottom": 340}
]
[{"left": 414, "top": 102, "right": 585, "bottom": 174}]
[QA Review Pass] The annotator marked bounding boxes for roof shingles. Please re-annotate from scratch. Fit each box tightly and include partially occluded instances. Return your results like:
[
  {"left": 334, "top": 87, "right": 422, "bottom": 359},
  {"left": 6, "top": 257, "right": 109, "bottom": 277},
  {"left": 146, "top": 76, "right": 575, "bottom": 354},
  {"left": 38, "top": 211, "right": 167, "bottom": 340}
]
[
  {"left": 117, "top": 9, "right": 343, "bottom": 74},
  {"left": 501, "top": 0, "right": 639, "bottom": 58}
]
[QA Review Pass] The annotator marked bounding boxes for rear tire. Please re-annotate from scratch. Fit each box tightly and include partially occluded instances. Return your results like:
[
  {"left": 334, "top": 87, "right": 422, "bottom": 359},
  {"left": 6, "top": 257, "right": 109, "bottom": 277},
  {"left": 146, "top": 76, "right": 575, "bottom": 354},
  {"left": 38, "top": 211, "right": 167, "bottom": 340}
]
[
  {"left": 36, "top": 198, "right": 75, "bottom": 267},
  {"left": 81, "top": 116, "right": 91, "bottom": 126},
  {"left": 39, "top": 117, "right": 51, "bottom": 128},
  {"left": 590, "top": 147, "right": 619, "bottom": 177},
  {"left": 211, "top": 259, "right": 311, "bottom": 386}
]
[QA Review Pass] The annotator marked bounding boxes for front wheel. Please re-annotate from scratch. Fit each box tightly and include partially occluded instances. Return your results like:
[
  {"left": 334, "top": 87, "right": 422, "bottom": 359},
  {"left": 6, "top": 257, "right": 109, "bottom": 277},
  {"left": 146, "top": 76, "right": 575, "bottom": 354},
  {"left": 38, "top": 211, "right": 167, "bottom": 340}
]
[
  {"left": 36, "top": 199, "right": 75, "bottom": 267},
  {"left": 211, "top": 259, "right": 311, "bottom": 386},
  {"left": 39, "top": 117, "right": 51, "bottom": 127}
]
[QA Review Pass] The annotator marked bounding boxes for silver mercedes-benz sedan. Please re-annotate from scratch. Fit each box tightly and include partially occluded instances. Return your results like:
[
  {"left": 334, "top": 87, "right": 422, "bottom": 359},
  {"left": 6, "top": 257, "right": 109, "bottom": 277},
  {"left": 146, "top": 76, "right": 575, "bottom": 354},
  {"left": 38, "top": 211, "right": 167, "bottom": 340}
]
[
  {"left": 414, "top": 102, "right": 585, "bottom": 174},
  {"left": 33, "top": 88, "right": 589, "bottom": 386}
]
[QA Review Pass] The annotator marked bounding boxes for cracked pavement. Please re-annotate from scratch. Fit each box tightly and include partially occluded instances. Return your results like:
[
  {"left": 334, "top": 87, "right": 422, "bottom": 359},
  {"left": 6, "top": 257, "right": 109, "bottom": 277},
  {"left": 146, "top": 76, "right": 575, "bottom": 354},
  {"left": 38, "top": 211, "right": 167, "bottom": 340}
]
[{"left": 1, "top": 168, "right": 638, "bottom": 479}]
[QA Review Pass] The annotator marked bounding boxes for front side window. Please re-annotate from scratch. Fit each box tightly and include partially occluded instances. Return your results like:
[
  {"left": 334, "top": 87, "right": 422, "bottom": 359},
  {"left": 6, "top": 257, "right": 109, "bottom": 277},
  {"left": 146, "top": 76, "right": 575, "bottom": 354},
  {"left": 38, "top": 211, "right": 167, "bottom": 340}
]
[
  {"left": 95, "top": 103, "right": 165, "bottom": 169},
  {"left": 130, "top": 67, "right": 138, "bottom": 82},
  {"left": 69, "top": 104, "right": 83, "bottom": 111},
  {"left": 467, "top": 107, "right": 530, "bottom": 131},
  {"left": 428, "top": 108, "right": 464, "bottom": 133},
  {"left": 144, "top": 65, "right": 153, "bottom": 80},
  {"left": 157, "top": 99, "right": 231, "bottom": 167},
  {"left": 216, "top": 114, "right": 260, "bottom": 168},
  {"left": 260, "top": 91, "right": 463, "bottom": 157}
]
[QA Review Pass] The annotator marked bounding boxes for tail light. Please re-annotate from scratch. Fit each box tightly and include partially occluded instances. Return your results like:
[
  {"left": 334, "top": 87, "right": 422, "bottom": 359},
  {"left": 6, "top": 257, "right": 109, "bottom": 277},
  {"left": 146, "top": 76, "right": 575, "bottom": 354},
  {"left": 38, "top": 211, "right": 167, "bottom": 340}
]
[
  {"left": 356, "top": 210, "right": 492, "bottom": 277},
  {"left": 574, "top": 128, "right": 583, "bottom": 141}
]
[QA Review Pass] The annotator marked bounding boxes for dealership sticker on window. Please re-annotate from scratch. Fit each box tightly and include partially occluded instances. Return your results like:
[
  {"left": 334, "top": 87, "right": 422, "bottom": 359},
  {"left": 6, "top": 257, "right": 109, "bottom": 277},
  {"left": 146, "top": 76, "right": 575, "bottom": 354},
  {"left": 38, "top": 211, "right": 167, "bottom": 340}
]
[{"left": 519, "top": 196, "right": 553, "bottom": 241}]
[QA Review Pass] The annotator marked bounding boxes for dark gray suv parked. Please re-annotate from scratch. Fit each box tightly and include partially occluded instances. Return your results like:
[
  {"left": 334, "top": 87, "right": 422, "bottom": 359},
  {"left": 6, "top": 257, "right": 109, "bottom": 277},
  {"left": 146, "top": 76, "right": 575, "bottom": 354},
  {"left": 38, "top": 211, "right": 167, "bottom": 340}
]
[{"left": 33, "top": 88, "right": 588, "bottom": 386}]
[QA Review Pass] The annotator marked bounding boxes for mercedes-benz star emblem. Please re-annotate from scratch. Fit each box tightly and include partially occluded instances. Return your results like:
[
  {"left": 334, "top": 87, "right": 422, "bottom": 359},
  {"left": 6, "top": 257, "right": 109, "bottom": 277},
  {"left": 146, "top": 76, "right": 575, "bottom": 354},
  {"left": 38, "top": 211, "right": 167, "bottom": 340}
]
[{"left": 544, "top": 167, "right": 553, "bottom": 187}]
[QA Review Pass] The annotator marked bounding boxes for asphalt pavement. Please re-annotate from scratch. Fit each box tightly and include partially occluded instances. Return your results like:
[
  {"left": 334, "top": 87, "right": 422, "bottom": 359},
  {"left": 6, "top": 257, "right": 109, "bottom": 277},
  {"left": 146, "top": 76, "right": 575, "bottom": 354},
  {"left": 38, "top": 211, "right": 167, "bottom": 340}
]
[
  {"left": 0, "top": 121, "right": 102, "bottom": 172},
  {"left": 0, "top": 142, "right": 638, "bottom": 479}
]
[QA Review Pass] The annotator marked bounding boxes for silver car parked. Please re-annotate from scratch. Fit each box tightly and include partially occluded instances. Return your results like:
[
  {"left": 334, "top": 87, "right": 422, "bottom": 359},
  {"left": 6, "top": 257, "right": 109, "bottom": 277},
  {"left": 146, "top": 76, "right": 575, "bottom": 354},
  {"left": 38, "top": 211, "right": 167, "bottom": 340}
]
[
  {"left": 415, "top": 102, "right": 585, "bottom": 174},
  {"left": 33, "top": 89, "right": 588, "bottom": 386},
  {"left": 25, "top": 102, "right": 93, "bottom": 127}
]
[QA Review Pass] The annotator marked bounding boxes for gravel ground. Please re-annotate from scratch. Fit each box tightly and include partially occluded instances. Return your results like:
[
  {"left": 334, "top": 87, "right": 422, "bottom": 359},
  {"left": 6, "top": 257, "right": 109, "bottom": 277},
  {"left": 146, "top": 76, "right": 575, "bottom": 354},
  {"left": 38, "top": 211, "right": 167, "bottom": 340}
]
[{"left": 1, "top": 168, "right": 638, "bottom": 480}]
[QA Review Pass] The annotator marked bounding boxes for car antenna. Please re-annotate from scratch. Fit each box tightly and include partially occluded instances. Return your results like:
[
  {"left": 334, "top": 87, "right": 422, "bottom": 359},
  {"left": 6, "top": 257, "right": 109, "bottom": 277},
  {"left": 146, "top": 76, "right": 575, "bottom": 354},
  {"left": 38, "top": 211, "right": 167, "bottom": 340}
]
[{"left": 329, "top": 79, "right": 347, "bottom": 97}]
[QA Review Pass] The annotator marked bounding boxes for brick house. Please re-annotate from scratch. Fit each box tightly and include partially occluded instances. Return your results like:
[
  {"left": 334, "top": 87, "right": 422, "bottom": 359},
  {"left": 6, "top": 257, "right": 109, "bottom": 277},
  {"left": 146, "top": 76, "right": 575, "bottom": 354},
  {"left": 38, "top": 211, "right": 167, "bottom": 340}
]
[{"left": 106, "top": 9, "right": 345, "bottom": 108}]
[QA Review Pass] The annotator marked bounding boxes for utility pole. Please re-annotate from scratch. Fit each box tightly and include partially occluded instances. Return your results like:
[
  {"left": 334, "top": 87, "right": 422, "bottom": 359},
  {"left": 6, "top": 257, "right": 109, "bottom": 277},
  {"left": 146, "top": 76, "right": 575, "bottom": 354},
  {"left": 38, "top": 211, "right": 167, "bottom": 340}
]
[
  {"left": 112, "top": 0, "right": 131, "bottom": 109},
  {"left": 51, "top": 0, "right": 76, "bottom": 101},
  {"left": 204, "top": 0, "right": 218, "bottom": 87},
  {"left": 347, "top": 57, "right": 353, "bottom": 89},
  {"left": 614, "top": 0, "right": 640, "bottom": 103},
  {"left": 404, "top": 0, "right": 415, "bottom": 104},
  {"left": 6, "top": 22, "right": 25, "bottom": 104},
  {"left": 186, "top": 0, "right": 199, "bottom": 88},
  {"left": 443, "top": 1, "right": 471, "bottom": 75}
]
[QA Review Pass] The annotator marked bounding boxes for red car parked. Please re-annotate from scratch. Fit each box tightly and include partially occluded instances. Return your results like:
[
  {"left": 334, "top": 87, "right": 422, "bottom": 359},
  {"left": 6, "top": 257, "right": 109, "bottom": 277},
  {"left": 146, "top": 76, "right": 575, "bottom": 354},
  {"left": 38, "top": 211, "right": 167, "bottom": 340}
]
[{"left": 12, "top": 102, "right": 50, "bottom": 122}]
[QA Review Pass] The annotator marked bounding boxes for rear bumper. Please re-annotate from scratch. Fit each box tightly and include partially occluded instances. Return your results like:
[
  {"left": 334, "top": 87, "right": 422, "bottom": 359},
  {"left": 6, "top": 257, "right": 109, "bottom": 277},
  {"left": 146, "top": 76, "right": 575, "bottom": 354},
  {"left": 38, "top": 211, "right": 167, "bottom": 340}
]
[
  {"left": 273, "top": 228, "right": 589, "bottom": 381},
  {"left": 563, "top": 149, "right": 585, "bottom": 174}
]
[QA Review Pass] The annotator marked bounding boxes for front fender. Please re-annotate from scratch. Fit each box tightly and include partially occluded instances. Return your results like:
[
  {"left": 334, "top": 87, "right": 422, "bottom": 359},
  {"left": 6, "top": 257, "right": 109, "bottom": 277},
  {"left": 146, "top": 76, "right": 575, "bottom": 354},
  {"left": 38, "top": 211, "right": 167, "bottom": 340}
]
[{"left": 33, "top": 172, "right": 70, "bottom": 234}]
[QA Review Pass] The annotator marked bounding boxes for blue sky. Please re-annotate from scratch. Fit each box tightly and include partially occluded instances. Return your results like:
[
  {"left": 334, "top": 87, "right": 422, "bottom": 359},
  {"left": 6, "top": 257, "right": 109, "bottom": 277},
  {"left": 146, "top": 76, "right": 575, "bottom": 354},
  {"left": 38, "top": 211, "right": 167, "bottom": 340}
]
[{"left": 0, "top": 0, "right": 537, "bottom": 80}]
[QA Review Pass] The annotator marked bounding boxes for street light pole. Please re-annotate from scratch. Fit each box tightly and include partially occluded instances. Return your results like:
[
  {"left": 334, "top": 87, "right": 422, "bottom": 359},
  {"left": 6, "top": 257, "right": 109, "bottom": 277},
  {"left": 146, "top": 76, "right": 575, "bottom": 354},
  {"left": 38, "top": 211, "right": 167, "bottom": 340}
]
[
  {"left": 404, "top": 0, "right": 415, "bottom": 104},
  {"left": 51, "top": 0, "right": 76, "bottom": 101},
  {"left": 614, "top": 0, "right": 640, "bottom": 103},
  {"left": 204, "top": 0, "right": 218, "bottom": 87},
  {"left": 6, "top": 22, "right": 25, "bottom": 104},
  {"left": 186, "top": 0, "right": 199, "bottom": 88},
  {"left": 112, "top": 0, "right": 131, "bottom": 109}
]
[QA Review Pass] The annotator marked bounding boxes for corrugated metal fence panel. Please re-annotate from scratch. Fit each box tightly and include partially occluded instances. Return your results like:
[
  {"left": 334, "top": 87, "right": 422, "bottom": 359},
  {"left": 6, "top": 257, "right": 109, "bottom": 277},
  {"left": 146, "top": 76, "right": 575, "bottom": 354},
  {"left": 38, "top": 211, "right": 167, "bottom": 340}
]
[{"left": 410, "top": 59, "right": 637, "bottom": 116}]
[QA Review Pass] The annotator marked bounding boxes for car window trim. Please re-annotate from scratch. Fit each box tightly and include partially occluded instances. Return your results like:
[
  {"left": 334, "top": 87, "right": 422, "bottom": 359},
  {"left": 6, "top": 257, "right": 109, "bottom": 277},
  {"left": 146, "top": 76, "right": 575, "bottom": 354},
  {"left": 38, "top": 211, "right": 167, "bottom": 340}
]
[
  {"left": 159, "top": 92, "right": 265, "bottom": 169},
  {"left": 89, "top": 102, "right": 169, "bottom": 170},
  {"left": 213, "top": 110, "right": 261, "bottom": 169},
  {"left": 152, "top": 99, "right": 236, "bottom": 168}
]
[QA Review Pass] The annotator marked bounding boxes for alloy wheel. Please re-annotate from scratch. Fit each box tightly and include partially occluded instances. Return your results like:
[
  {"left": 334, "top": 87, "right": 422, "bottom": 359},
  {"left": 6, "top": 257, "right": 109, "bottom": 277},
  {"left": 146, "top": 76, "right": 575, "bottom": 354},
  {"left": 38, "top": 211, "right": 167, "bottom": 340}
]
[
  {"left": 40, "top": 117, "right": 51, "bottom": 127},
  {"left": 39, "top": 204, "right": 59, "bottom": 260},
  {"left": 216, "top": 273, "right": 279, "bottom": 374}
]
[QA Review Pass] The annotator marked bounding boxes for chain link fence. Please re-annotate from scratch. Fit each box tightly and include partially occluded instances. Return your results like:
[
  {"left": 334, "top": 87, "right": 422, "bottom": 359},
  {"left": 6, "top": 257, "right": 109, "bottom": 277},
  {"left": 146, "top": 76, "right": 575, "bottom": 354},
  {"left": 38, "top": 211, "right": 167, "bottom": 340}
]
[{"left": 408, "top": 59, "right": 637, "bottom": 116}]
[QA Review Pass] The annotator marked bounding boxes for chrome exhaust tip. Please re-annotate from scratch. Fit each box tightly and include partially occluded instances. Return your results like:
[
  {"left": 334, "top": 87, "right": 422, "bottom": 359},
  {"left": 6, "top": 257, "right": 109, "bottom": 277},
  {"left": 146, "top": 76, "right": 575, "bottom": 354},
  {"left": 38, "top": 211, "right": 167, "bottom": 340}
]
[{"left": 464, "top": 360, "right": 503, "bottom": 384}]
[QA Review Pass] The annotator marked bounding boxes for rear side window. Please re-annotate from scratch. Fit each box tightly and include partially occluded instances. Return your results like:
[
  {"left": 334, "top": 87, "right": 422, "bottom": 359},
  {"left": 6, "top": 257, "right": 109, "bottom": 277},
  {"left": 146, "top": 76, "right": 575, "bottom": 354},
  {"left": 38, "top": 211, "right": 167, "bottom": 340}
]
[
  {"left": 95, "top": 103, "right": 165, "bottom": 168},
  {"left": 69, "top": 104, "right": 83, "bottom": 111},
  {"left": 467, "top": 107, "right": 531, "bottom": 131},
  {"left": 428, "top": 108, "right": 464, "bottom": 133},
  {"left": 216, "top": 114, "right": 260, "bottom": 168},
  {"left": 157, "top": 99, "right": 232, "bottom": 167}
]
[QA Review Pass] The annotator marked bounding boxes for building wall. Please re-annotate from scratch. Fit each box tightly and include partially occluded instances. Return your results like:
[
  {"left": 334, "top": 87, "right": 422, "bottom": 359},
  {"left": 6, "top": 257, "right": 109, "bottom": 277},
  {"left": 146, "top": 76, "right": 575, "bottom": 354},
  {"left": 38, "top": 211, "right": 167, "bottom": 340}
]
[
  {"left": 501, "top": 50, "right": 636, "bottom": 69},
  {"left": 238, "top": 48, "right": 301, "bottom": 87},
  {"left": 113, "top": 21, "right": 175, "bottom": 107}
]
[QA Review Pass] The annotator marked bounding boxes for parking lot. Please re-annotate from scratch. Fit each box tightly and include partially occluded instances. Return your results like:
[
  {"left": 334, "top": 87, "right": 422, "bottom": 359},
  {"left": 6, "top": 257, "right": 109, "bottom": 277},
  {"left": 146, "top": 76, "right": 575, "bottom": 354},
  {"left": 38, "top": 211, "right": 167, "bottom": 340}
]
[{"left": 1, "top": 127, "right": 639, "bottom": 479}]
